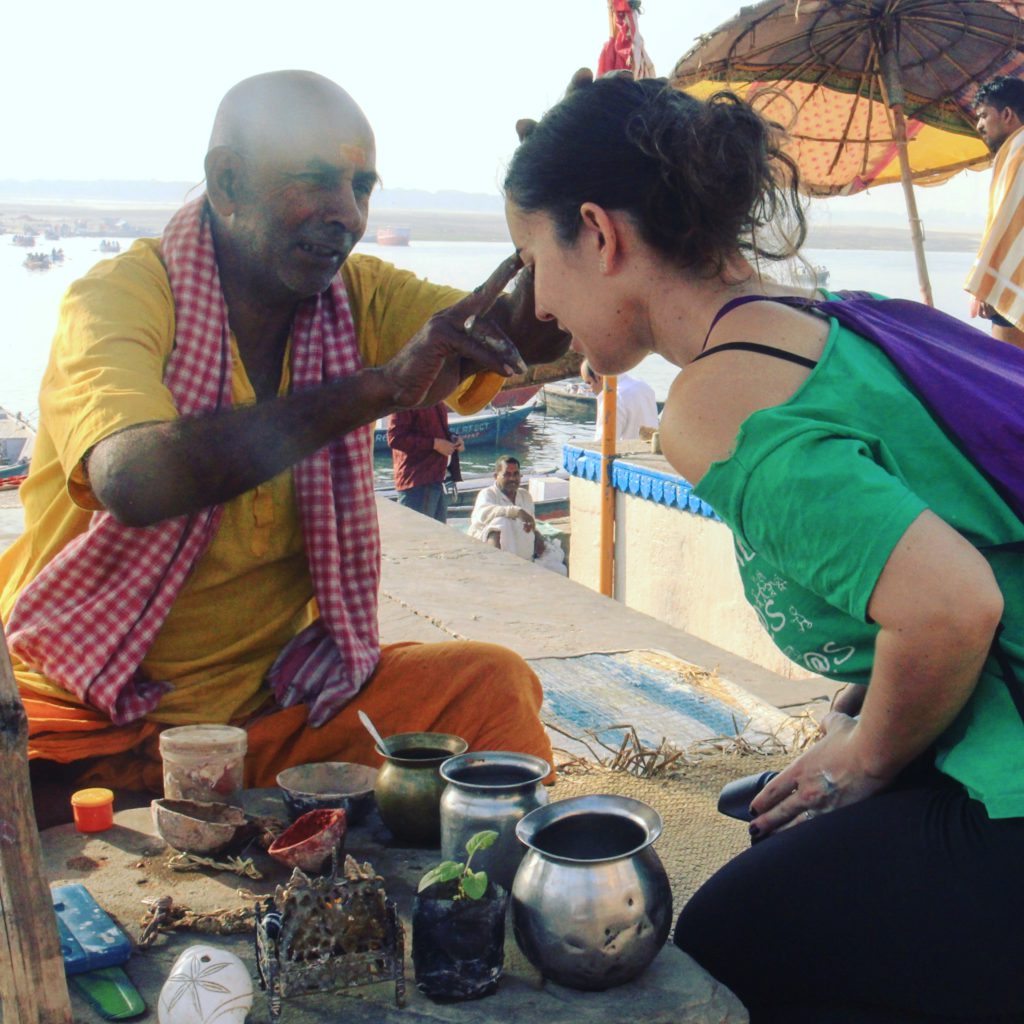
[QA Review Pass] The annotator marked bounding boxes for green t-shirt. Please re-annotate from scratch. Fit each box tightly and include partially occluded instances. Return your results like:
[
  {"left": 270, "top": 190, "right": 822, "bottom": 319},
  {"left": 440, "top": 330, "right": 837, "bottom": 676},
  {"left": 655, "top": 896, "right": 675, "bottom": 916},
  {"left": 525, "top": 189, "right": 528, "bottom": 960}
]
[{"left": 694, "top": 304, "right": 1024, "bottom": 817}]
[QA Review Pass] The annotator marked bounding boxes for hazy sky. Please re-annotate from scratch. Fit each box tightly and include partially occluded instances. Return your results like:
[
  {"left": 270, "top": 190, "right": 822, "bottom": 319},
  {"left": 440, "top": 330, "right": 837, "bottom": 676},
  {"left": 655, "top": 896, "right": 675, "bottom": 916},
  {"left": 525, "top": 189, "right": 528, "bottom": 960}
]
[{"left": 5, "top": 0, "right": 988, "bottom": 229}]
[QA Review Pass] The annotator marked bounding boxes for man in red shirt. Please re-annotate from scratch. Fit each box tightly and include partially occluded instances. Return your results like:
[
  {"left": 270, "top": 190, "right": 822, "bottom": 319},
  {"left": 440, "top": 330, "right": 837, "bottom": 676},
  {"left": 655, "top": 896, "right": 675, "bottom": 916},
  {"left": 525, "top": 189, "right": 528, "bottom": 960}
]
[{"left": 387, "top": 404, "right": 464, "bottom": 522}]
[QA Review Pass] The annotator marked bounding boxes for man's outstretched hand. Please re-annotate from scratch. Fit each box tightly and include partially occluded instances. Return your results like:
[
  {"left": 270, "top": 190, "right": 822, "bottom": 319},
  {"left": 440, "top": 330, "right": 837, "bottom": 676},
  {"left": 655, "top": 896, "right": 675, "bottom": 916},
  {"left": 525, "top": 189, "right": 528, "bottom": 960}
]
[
  {"left": 379, "top": 254, "right": 527, "bottom": 410},
  {"left": 413, "top": 69, "right": 604, "bottom": 392}
]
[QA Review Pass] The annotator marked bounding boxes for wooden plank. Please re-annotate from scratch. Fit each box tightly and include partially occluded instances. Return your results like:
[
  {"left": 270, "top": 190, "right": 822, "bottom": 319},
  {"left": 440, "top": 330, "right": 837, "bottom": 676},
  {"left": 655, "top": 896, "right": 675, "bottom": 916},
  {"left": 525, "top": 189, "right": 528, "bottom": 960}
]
[{"left": 0, "top": 620, "right": 72, "bottom": 1023}]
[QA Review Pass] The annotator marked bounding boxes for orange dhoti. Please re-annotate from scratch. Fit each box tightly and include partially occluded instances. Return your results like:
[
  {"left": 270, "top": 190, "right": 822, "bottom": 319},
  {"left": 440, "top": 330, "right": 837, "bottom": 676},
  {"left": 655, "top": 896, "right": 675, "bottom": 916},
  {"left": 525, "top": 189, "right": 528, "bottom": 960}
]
[{"left": 23, "top": 641, "right": 553, "bottom": 792}]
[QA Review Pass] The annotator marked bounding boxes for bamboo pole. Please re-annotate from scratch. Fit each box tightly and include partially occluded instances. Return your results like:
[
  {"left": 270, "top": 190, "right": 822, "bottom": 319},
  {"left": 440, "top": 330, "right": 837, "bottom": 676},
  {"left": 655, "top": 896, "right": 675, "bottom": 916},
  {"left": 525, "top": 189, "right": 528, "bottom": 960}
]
[
  {"left": 0, "top": 621, "right": 72, "bottom": 1023},
  {"left": 598, "top": 375, "right": 618, "bottom": 597},
  {"left": 890, "top": 102, "right": 934, "bottom": 307},
  {"left": 879, "top": 37, "right": 934, "bottom": 307}
]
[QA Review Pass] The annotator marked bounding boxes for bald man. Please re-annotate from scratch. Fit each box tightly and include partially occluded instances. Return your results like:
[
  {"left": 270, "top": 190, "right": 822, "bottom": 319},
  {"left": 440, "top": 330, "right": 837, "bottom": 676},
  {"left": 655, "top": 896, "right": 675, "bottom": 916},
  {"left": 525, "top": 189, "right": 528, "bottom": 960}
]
[{"left": 1, "top": 71, "right": 566, "bottom": 824}]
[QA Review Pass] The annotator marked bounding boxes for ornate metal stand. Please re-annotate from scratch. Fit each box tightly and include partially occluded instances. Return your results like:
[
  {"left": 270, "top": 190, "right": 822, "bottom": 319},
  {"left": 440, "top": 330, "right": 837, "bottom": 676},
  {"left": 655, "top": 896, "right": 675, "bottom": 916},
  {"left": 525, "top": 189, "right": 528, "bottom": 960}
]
[{"left": 255, "top": 854, "right": 406, "bottom": 1021}]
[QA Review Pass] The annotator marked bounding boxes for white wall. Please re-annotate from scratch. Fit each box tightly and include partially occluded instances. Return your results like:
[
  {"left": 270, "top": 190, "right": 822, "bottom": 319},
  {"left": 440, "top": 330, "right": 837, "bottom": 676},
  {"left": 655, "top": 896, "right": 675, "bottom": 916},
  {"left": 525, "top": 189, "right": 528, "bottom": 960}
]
[{"left": 568, "top": 471, "right": 819, "bottom": 682}]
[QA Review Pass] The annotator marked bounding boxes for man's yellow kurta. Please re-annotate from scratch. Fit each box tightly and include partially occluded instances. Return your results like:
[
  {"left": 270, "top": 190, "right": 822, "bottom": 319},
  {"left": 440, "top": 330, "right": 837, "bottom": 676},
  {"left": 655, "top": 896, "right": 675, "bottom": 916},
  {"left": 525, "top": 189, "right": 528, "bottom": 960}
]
[{"left": 0, "top": 239, "right": 551, "bottom": 789}]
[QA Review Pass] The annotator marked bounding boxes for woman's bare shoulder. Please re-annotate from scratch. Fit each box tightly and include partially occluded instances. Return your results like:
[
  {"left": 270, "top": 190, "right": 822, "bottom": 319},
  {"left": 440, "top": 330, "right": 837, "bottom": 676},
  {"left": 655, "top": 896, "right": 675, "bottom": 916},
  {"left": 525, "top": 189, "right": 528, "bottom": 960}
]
[
  {"left": 658, "top": 301, "right": 827, "bottom": 483},
  {"left": 659, "top": 366, "right": 741, "bottom": 485}
]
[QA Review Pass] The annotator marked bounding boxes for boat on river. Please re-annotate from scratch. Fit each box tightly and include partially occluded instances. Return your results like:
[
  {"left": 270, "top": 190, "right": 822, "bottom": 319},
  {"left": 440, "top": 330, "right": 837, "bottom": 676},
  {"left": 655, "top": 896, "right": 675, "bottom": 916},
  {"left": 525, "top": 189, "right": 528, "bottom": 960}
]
[
  {"left": 376, "top": 226, "right": 411, "bottom": 247},
  {"left": 23, "top": 252, "right": 51, "bottom": 271},
  {"left": 542, "top": 379, "right": 594, "bottom": 413},
  {"left": 0, "top": 407, "right": 36, "bottom": 488},
  {"left": 794, "top": 263, "right": 830, "bottom": 286},
  {"left": 377, "top": 466, "right": 570, "bottom": 521},
  {"left": 446, "top": 469, "right": 570, "bottom": 520},
  {"left": 99, "top": 239, "right": 122, "bottom": 253},
  {"left": 543, "top": 379, "right": 665, "bottom": 416},
  {"left": 490, "top": 383, "right": 542, "bottom": 408},
  {"left": 373, "top": 400, "right": 537, "bottom": 453}
]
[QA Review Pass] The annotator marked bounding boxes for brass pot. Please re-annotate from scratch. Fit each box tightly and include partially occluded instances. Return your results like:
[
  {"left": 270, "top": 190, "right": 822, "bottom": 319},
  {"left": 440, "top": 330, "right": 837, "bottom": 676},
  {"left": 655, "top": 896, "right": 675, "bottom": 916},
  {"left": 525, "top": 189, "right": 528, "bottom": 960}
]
[{"left": 375, "top": 732, "right": 467, "bottom": 846}]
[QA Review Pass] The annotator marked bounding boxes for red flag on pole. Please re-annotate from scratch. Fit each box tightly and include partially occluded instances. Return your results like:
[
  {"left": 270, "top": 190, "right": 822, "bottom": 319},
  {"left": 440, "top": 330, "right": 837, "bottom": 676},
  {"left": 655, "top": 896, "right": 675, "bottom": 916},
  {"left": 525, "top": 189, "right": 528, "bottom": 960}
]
[{"left": 598, "top": 0, "right": 655, "bottom": 79}]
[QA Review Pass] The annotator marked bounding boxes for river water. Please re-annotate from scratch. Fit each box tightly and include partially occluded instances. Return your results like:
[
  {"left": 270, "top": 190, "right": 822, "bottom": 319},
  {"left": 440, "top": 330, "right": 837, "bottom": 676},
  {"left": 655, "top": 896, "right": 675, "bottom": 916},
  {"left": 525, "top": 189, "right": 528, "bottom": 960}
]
[{"left": 1, "top": 232, "right": 981, "bottom": 488}]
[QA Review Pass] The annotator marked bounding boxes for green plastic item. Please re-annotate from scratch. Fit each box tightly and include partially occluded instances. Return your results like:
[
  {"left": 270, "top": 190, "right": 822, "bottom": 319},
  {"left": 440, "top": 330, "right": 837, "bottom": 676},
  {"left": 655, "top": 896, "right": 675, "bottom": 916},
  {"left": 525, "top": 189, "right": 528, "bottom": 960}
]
[{"left": 69, "top": 966, "right": 146, "bottom": 1020}]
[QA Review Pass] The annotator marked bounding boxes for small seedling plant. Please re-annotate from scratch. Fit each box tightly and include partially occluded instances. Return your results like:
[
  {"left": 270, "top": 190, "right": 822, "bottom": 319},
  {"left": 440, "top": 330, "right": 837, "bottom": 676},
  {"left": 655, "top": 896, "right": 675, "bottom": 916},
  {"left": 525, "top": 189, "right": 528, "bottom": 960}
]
[{"left": 418, "top": 830, "right": 499, "bottom": 900}]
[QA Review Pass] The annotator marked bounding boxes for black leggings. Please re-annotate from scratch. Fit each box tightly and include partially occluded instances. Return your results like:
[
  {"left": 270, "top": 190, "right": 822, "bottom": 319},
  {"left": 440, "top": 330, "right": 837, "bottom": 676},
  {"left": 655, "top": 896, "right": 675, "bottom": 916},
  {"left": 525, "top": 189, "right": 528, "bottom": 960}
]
[{"left": 674, "top": 766, "right": 1024, "bottom": 1023}]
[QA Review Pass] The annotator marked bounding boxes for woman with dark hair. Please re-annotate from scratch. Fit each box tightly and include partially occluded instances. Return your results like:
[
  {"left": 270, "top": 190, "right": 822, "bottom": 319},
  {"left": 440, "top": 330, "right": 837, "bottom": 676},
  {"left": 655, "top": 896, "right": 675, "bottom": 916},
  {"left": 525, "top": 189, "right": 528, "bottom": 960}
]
[{"left": 504, "top": 73, "right": 1024, "bottom": 1023}]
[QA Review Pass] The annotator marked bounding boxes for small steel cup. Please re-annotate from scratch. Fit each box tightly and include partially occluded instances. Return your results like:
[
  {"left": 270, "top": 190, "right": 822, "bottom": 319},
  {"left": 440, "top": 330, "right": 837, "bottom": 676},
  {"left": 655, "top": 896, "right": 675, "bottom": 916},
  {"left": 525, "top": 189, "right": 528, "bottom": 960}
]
[{"left": 439, "top": 751, "right": 550, "bottom": 891}]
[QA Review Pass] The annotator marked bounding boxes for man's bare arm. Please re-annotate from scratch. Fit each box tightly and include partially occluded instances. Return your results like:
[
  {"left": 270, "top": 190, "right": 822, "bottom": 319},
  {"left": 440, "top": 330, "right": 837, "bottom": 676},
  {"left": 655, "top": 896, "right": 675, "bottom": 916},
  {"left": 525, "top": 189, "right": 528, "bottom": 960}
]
[
  {"left": 90, "top": 259, "right": 528, "bottom": 527},
  {"left": 89, "top": 370, "right": 392, "bottom": 526}
]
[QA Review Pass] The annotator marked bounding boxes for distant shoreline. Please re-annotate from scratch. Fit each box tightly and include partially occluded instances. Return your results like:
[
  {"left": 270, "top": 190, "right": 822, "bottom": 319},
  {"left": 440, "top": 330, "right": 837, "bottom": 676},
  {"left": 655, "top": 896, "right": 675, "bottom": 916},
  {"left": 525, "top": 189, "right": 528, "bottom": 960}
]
[{"left": 0, "top": 200, "right": 981, "bottom": 252}]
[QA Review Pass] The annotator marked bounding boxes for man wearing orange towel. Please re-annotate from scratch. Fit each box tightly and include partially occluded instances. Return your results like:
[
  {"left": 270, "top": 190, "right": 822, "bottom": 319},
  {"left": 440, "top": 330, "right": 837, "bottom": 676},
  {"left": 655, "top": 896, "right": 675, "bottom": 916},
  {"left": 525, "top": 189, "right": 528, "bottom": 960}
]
[
  {"left": 967, "top": 76, "right": 1024, "bottom": 350},
  {"left": 0, "top": 70, "right": 565, "bottom": 825}
]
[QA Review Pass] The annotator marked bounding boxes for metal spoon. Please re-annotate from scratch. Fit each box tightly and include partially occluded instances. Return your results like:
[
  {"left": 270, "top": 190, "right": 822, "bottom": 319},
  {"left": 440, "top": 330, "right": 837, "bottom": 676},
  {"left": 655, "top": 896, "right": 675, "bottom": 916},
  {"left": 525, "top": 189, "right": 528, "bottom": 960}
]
[{"left": 358, "top": 710, "right": 392, "bottom": 756}]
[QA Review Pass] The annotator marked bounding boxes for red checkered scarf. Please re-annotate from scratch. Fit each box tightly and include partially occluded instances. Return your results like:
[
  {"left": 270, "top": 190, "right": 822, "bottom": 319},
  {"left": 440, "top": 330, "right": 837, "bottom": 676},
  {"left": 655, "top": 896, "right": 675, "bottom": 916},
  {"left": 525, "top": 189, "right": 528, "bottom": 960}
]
[{"left": 7, "top": 197, "right": 381, "bottom": 727}]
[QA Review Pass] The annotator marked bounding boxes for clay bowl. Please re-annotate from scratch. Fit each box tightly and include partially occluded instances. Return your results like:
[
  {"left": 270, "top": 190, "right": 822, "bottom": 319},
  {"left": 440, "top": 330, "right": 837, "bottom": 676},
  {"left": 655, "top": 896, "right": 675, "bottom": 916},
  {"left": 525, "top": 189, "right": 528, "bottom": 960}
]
[
  {"left": 267, "top": 808, "right": 347, "bottom": 873},
  {"left": 276, "top": 762, "right": 377, "bottom": 824},
  {"left": 151, "top": 798, "right": 247, "bottom": 855}
]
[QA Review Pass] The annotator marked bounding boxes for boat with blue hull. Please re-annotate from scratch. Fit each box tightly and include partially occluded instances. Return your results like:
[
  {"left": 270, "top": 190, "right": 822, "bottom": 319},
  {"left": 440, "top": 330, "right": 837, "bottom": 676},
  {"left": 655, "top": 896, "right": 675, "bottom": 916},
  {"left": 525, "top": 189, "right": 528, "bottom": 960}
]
[
  {"left": 0, "top": 461, "right": 28, "bottom": 485},
  {"left": 0, "top": 407, "right": 35, "bottom": 488},
  {"left": 374, "top": 400, "right": 537, "bottom": 453}
]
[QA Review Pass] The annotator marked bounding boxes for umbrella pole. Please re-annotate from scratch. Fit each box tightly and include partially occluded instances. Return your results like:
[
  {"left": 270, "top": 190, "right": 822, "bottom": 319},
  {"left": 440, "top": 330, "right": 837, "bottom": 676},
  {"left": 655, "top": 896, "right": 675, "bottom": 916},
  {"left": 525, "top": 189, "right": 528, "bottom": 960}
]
[
  {"left": 892, "top": 102, "right": 934, "bottom": 307},
  {"left": 879, "top": 41, "right": 933, "bottom": 307}
]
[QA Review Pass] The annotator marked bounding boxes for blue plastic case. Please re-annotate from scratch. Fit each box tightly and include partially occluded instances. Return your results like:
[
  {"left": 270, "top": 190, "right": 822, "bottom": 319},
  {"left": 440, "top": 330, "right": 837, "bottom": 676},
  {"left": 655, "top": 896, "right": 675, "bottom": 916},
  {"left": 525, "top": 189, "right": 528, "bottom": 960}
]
[{"left": 51, "top": 883, "right": 133, "bottom": 975}]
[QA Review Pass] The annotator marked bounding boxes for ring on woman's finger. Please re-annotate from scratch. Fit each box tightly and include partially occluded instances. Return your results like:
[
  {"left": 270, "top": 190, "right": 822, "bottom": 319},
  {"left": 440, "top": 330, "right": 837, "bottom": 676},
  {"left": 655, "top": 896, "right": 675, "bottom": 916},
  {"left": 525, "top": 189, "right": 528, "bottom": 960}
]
[
  {"left": 463, "top": 315, "right": 478, "bottom": 334},
  {"left": 803, "top": 809, "right": 817, "bottom": 821}
]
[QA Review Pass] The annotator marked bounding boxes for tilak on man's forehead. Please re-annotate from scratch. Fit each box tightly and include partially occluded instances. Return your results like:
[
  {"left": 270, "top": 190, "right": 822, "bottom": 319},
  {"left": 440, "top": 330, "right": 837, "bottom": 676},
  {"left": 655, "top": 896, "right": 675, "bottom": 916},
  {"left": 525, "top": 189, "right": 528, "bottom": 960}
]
[{"left": 339, "top": 144, "right": 368, "bottom": 168}]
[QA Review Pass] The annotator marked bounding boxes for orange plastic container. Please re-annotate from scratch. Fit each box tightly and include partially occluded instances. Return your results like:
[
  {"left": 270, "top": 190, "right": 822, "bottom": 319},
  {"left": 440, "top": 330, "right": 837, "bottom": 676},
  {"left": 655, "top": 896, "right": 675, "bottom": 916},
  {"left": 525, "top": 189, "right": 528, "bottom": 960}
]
[{"left": 70, "top": 788, "right": 114, "bottom": 833}]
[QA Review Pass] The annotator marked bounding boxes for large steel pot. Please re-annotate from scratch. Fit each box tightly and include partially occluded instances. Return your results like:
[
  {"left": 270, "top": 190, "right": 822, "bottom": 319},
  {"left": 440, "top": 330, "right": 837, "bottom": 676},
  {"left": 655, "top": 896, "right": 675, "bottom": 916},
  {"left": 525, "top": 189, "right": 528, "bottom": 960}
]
[
  {"left": 511, "top": 794, "right": 672, "bottom": 990},
  {"left": 440, "top": 751, "right": 550, "bottom": 891},
  {"left": 374, "top": 732, "right": 467, "bottom": 846}
]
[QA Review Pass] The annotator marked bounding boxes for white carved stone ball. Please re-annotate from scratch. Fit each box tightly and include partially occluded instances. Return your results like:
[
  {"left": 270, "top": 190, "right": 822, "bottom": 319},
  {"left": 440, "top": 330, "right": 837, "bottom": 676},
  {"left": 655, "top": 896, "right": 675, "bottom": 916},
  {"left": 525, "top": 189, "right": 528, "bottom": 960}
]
[{"left": 157, "top": 943, "right": 254, "bottom": 1024}]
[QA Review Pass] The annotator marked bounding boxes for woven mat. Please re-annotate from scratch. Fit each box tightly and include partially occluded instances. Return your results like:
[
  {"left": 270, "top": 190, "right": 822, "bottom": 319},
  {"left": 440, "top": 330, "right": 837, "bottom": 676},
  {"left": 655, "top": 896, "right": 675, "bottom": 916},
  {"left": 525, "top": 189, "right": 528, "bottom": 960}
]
[
  {"left": 547, "top": 753, "right": 795, "bottom": 908},
  {"left": 530, "top": 650, "right": 810, "bottom": 759}
]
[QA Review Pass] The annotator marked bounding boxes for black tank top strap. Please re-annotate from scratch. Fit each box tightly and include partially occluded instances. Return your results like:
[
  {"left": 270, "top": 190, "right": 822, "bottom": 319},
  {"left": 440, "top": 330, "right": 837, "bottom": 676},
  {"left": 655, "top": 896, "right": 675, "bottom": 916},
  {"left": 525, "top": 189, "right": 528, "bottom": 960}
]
[
  {"left": 692, "top": 340, "right": 818, "bottom": 370},
  {"left": 701, "top": 293, "right": 818, "bottom": 352}
]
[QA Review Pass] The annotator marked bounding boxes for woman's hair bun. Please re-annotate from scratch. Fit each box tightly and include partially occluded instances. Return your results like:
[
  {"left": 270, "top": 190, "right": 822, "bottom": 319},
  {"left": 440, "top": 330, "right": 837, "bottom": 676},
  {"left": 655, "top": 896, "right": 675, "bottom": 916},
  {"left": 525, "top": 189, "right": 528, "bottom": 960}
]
[{"left": 505, "top": 76, "right": 806, "bottom": 275}]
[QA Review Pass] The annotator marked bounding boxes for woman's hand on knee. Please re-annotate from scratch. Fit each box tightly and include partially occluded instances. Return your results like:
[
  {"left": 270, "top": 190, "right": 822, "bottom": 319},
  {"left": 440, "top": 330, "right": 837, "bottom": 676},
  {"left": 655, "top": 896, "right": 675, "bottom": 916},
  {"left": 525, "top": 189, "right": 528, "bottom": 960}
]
[{"left": 747, "top": 713, "right": 895, "bottom": 839}]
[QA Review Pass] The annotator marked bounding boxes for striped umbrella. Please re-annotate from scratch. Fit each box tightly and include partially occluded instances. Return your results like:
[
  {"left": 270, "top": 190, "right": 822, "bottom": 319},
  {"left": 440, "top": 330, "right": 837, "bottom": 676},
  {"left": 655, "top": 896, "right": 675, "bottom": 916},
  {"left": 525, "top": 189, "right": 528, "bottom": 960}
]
[{"left": 672, "top": 0, "right": 1024, "bottom": 304}]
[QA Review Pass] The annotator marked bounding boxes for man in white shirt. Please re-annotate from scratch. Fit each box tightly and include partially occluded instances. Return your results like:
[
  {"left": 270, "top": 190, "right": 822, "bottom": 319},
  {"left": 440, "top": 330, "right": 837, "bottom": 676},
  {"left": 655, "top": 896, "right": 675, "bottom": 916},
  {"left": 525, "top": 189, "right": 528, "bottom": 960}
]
[
  {"left": 582, "top": 359, "right": 659, "bottom": 441},
  {"left": 468, "top": 456, "right": 567, "bottom": 574}
]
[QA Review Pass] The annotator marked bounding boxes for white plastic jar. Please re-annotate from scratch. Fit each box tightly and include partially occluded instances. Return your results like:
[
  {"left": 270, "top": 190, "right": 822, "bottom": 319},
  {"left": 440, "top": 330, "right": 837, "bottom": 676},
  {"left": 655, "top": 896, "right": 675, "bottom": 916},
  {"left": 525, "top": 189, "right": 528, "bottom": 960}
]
[{"left": 159, "top": 724, "right": 247, "bottom": 805}]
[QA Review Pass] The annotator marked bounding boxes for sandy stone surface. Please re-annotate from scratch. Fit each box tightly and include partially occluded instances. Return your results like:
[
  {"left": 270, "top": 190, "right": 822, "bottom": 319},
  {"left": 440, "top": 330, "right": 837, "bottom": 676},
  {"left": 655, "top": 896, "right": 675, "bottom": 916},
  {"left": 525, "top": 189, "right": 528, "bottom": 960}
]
[{"left": 38, "top": 800, "right": 748, "bottom": 1024}]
